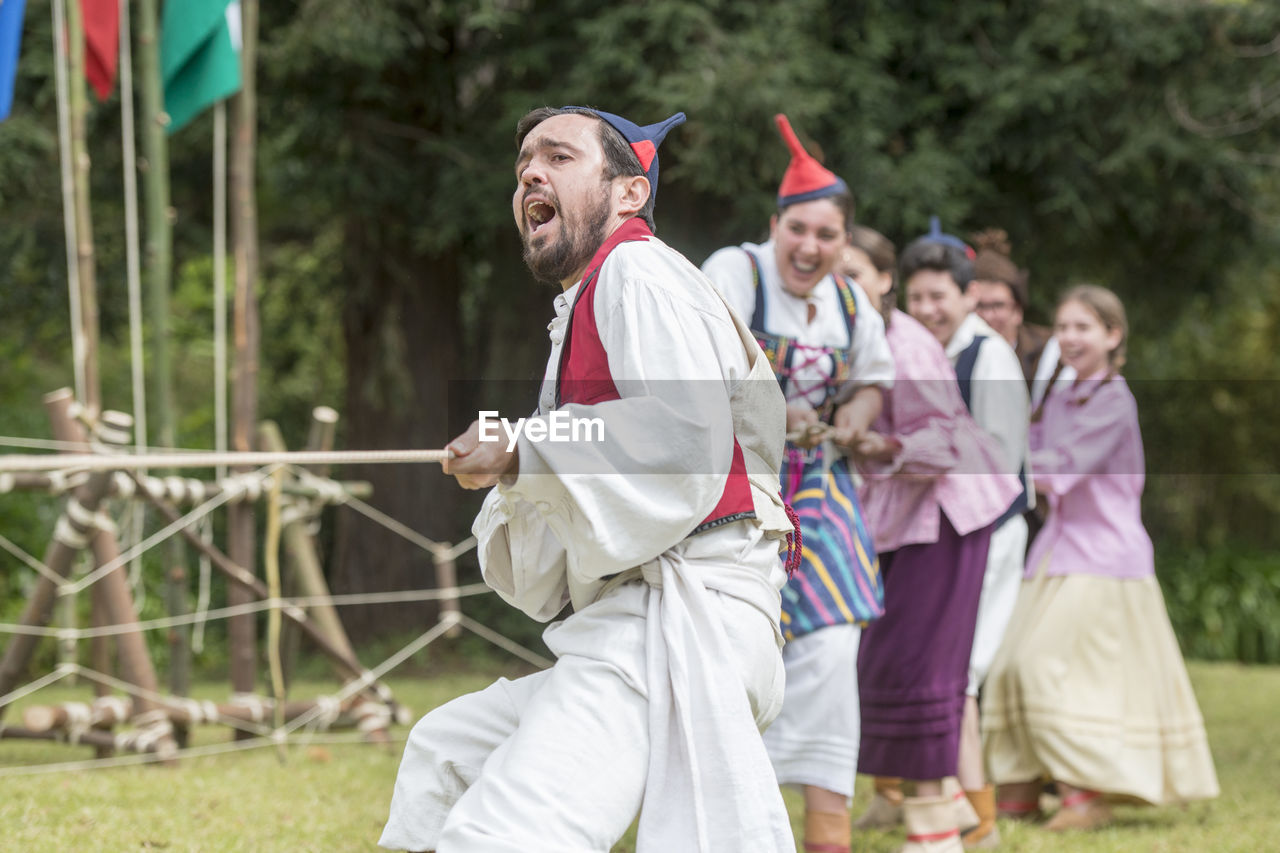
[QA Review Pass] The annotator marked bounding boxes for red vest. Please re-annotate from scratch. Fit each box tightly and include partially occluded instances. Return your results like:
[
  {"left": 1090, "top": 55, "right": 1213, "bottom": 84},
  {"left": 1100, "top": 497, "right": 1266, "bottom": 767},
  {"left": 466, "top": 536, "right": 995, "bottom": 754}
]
[{"left": 554, "top": 218, "right": 756, "bottom": 534}]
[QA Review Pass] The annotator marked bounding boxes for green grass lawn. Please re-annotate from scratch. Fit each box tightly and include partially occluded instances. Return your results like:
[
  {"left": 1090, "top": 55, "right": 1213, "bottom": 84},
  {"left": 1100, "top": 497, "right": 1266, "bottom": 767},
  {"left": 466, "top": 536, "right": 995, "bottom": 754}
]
[{"left": 0, "top": 660, "right": 1274, "bottom": 852}]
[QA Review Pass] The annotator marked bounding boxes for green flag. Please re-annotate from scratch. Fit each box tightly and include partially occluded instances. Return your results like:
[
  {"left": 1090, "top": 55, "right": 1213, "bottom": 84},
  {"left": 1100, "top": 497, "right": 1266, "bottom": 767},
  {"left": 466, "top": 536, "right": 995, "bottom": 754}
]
[{"left": 161, "top": 0, "right": 241, "bottom": 134}]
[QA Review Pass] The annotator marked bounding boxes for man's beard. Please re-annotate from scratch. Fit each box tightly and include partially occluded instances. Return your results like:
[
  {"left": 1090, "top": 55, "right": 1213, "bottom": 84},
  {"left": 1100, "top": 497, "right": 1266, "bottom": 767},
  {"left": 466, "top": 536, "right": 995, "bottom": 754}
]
[{"left": 522, "top": 188, "right": 611, "bottom": 285}]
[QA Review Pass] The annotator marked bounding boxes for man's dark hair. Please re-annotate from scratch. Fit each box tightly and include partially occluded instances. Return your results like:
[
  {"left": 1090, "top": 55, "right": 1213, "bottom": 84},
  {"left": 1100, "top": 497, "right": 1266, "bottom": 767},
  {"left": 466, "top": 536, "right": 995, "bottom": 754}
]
[
  {"left": 515, "top": 107, "right": 656, "bottom": 231},
  {"left": 898, "top": 238, "right": 974, "bottom": 293}
]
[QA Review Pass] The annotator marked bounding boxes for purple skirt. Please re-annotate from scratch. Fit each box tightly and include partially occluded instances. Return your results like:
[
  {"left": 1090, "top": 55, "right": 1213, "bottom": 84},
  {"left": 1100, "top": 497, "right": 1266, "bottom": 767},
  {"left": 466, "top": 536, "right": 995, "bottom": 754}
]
[{"left": 856, "top": 515, "right": 993, "bottom": 780}]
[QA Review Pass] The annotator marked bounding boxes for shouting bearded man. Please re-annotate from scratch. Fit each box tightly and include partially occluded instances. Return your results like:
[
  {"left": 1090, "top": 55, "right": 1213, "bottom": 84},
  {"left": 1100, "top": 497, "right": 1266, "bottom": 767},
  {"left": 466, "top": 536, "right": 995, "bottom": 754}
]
[{"left": 378, "top": 106, "right": 797, "bottom": 852}]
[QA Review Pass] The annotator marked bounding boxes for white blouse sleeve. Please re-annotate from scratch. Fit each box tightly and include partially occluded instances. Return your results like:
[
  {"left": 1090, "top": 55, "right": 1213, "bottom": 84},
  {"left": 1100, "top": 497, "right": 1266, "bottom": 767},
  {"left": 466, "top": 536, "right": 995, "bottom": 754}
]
[
  {"left": 846, "top": 283, "right": 895, "bottom": 389},
  {"left": 700, "top": 246, "right": 757, "bottom": 325}
]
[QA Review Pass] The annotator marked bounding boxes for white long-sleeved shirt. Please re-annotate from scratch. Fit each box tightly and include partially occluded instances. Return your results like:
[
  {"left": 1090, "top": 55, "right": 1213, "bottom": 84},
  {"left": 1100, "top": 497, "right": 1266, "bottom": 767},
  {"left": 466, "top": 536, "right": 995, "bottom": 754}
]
[
  {"left": 474, "top": 234, "right": 792, "bottom": 619},
  {"left": 945, "top": 312, "right": 1034, "bottom": 503}
]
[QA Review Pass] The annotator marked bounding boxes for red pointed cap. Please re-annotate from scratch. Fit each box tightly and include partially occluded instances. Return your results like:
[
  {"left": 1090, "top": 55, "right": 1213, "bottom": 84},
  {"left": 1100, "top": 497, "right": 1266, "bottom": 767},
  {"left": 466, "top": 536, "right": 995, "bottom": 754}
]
[{"left": 775, "top": 114, "right": 848, "bottom": 207}]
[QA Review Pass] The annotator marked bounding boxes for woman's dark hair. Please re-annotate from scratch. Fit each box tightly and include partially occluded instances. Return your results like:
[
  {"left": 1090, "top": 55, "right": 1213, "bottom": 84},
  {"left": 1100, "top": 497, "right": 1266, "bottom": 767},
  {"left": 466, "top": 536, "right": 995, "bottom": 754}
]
[
  {"left": 898, "top": 237, "right": 974, "bottom": 293},
  {"left": 515, "top": 106, "right": 655, "bottom": 231},
  {"left": 777, "top": 188, "right": 855, "bottom": 232}
]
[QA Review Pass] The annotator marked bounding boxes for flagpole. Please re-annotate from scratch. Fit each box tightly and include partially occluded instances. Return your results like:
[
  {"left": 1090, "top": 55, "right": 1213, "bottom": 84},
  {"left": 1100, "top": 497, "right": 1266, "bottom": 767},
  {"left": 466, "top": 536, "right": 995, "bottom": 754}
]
[
  {"left": 118, "top": 0, "right": 150, "bottom": 668},
  {"left": 136, "top": 0, "right": 191, "bottom": 702},
  {"left": 50, "top": 0, "right": 85, "bottom": 407},
  {"left": 228, "top": 0, "right": 261, "bottom": 719},
  {"left": 64, "top": 0, "right": 101, "bottom": 416},
  {"left": 49, "top": 0, "right": 87, "bottom": 691}
]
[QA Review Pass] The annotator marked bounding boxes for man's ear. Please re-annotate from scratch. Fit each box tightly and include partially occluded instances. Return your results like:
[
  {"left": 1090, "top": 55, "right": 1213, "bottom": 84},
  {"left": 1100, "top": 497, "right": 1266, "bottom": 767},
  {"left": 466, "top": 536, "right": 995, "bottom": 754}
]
[{"left": 615, "top": 175, "right": 651, "bottom": 218}]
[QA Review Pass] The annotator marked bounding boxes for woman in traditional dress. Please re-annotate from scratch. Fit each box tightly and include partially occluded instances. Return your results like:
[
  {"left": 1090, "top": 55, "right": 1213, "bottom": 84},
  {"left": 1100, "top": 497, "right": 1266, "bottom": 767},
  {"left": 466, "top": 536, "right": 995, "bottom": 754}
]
[{"left": 702, "top": 115, "right": 892, "bottom": 853}]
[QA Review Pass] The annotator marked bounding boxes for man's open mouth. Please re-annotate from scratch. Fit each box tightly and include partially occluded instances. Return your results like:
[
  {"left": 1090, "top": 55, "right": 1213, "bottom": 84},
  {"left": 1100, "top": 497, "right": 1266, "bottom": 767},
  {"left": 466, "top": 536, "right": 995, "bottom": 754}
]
[{"left": 526, "top": 200, "right": 557, "bottom": 234}]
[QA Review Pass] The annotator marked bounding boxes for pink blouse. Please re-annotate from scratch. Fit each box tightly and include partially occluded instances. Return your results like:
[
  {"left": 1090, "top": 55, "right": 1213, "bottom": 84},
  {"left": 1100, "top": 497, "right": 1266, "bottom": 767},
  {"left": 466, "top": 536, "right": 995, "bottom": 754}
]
[
  {"left": 1025, "top": 372, "right": 1154, "bottom": 579},
  {"left": 858, "top": 310, "right": 1020, "bottom": 553}
]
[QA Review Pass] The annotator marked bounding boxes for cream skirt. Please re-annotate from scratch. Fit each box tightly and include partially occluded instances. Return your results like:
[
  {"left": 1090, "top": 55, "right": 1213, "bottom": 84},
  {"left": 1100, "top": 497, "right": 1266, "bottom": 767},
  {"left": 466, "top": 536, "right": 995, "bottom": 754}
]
[{"left": 981, "top": 565, "right": 1219, "bottom": 805}]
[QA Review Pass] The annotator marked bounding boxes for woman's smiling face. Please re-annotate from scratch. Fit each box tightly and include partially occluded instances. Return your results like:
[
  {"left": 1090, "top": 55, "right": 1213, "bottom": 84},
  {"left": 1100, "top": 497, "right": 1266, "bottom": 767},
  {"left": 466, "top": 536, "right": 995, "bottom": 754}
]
[
  {"left": 1054, "top": 298, "right": 1122, "bottom": 378},
  {"left": 769, "top": 197, "right": 848, "bottom": 298}
]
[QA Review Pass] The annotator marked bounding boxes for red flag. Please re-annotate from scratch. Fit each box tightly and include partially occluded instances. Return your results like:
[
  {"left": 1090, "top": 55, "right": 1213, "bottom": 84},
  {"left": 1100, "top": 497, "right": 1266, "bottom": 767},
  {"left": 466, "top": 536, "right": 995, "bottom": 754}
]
[{"left": 81, "top": 0, "right": 118, "bottom": 100}]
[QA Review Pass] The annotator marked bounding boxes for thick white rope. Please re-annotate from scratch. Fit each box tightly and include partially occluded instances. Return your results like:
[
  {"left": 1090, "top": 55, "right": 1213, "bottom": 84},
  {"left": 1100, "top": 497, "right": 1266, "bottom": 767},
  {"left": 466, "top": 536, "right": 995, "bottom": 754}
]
[
  {"left": 0, "top": 531, "right": 69, "bottom": 589},
  {"left": 339, "top": 490, "right": 466, "bottom": 558},
  {"left": 280, "top": 617, "right": 457, "bottom": 735},
  {"left": 0, "top": 447, "right": 452, "bottom": 473},
  {"left": 0, "top": 436, "right": 91, "bottom": 452},
  {"left": 456, "top": 614, "right": 554, "bottom": 670},
  {"left": 0, "top": 663, "right": 78, "bottom": 711},
  {"left": 61, "top": 468, "right": 262, "bottom": 596},
  {"left": 0, "top": 584, "right": 493, "bottom": 640},
  {"left": 51, "top": 0, "right": 86, "bottom": 405}
]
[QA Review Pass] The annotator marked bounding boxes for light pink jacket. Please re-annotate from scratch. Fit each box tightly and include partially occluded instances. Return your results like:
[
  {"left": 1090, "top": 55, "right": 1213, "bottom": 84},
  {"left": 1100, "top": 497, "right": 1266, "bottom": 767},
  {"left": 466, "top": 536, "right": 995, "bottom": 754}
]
[{"left": 858, "top": 310, "right": 1020, "bottom": 553}]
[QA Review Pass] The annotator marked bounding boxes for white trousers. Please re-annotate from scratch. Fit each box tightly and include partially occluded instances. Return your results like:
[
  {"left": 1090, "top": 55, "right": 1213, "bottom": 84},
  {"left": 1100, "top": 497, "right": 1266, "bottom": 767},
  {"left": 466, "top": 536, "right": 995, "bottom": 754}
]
[
  {"left": 762, "top": 623, "right": 861, "bottom": 799},
  {"left": 378, "top": 579, "right": 785, "bottom": 852},
  {"left": 967, "top": 515, "right": 1027, "bottom": 696}
]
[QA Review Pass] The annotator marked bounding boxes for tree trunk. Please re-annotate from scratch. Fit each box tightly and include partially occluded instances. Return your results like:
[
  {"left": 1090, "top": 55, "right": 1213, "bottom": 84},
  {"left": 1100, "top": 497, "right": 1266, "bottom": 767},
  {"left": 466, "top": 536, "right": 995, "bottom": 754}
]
[{"left": 330, "top": 218, "right": 464, "bottom": 642}]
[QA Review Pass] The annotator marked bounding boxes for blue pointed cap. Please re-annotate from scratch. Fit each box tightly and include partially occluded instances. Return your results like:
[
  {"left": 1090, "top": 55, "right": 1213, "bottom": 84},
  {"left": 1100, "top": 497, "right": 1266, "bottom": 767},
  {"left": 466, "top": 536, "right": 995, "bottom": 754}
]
[
  {"left": 919, "top": 215, "right": 975, "bottom": 258},
  {"left": 563, "top": 106, "right": 686, "bottom": 207}
]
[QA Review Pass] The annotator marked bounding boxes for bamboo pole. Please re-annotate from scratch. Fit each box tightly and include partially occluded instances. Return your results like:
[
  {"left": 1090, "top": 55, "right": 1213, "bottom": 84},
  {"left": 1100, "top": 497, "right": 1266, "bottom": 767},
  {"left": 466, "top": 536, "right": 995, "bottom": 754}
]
[
  {"left": 435, "top": 552, "right": 463, "bottom": 640},
  {"left": 0, "top": 725, "right": 165, "bottom": 756},
  {"left": 227, "top": 0, "right": 261, "bottom": 713},
  {"left": 135, "top": 0, "right": 189, "bottom": 703},
  {"left": 21, "top": 693, "right": 380, "bottom": 734},
  {"left": 63, "top": 0, "right": 100, "bottom": 416}
]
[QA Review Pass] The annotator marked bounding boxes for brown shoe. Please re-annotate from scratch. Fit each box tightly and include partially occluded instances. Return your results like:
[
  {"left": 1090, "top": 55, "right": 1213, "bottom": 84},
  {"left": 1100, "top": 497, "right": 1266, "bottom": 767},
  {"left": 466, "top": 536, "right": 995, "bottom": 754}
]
[
  {"left": 1043, "top": 791, "right": 1113, "bottom": 832},
  {"left": 961, "top": 785, "right": 1000, "bottom": 849}
]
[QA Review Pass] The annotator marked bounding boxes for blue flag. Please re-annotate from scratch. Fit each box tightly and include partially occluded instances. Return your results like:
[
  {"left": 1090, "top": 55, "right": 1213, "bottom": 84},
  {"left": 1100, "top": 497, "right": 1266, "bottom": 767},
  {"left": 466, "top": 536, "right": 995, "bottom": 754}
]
[{"left": 0, "top": 0, "right": 26, "bottom": 121}]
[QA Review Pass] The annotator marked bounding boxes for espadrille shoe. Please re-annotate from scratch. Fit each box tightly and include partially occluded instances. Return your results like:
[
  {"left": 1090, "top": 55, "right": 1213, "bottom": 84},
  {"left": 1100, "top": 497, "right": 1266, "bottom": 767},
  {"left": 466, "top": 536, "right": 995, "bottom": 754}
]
[
  {"left": 1043, "top": 791, "right": 1112, "bottom": 832},
  {"left": 853, "top": 776, "right": 904, "bottom": 829},
  {"left": 960, "top": 785, "right": 1000, "bottom": 849},
  {"left": 942, "top": 777, "right": 980, "bottom": 832},
  {"left": 900, "top": 795, "right": 964, "bottom": 853}
]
